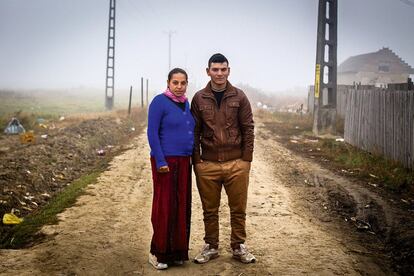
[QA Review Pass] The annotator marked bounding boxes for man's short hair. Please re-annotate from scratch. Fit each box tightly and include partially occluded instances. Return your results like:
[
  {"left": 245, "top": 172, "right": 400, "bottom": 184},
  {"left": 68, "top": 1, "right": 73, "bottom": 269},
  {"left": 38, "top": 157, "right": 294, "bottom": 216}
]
[{"left": 208, "top": 53, "right": 229, "bottom": 68}]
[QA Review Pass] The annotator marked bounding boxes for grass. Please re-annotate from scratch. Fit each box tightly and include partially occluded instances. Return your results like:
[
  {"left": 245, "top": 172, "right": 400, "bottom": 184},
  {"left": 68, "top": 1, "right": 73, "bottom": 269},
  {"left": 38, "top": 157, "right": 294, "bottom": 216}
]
[
  {"left": 319, "top": 138, "right": 413, "bottom": 190},
  {"left": 270, "top": 111, "right": 344, "bottom": 135},
  {"left": 263, "top": 111, "right": 414, "bottom": 195},
  {"left": 0, "top": 111, "right": 59, "bottom": 132},
  {"left": 0, "top": 91, "right": 146, "bottom": 248},
  {"left": 0, "top": 170, "right": 103, "bottom": 249},
  {"left": 272, "top": 111, "right": 314, "bottom": 129},
  {"left": 0, "top": 89, "right": 133, "bottom": 130}
]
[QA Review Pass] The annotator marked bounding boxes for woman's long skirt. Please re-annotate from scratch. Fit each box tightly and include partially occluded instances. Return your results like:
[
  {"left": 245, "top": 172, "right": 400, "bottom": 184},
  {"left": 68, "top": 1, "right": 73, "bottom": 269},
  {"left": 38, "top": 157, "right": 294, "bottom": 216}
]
[{"left": 150, "top": 156, "right": 192, "bottom": 263}]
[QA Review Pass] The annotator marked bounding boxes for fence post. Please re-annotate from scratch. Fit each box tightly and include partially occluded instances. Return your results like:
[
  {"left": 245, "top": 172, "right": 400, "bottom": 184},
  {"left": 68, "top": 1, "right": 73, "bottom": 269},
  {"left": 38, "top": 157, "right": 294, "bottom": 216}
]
[
  {"left": 128, "top": 86, "right": 132, "bottom": 115},
  {"left": 141, "top": 77, "right": 144, "bottom": 108},
  {"left": 146, "top": 78, "right": 149, "bottom": 107}
]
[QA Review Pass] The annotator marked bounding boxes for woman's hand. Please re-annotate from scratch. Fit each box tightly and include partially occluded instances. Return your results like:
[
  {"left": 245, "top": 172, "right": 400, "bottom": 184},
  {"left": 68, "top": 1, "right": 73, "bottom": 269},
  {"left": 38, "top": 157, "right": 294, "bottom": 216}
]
[{"left": 158, "top": 166, "right": 170, "bottom": 173}]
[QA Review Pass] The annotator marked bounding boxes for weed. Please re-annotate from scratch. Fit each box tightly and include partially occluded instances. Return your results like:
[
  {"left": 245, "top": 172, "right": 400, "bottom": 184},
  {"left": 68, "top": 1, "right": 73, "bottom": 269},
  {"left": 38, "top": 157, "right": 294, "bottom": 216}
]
[
  {"left": 0, "top": 171, "right": 103, "bottom": 249},
  {"left": 263, "top": 111, "right": 413, "bottom": 195}
]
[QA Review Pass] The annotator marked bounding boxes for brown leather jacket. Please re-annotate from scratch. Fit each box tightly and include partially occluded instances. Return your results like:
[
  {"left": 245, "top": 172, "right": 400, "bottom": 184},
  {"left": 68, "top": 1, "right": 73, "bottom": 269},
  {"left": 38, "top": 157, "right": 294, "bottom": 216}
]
[{"left": 191, "top": 81, "right": 254, "bottom": 164}]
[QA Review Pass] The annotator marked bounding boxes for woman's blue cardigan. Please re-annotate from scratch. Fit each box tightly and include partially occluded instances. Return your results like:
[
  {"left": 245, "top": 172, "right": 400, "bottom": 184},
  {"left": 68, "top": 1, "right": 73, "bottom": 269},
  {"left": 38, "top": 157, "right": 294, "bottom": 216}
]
[{"left": 147, "top": 94, "right": 195, "bottom": 169}]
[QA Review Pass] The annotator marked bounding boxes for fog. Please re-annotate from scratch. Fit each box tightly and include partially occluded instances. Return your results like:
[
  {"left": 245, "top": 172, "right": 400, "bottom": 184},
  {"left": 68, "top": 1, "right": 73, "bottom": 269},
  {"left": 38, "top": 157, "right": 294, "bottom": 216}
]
[{"left": 1, "top": 0, "right": 413, "bottom": 96}]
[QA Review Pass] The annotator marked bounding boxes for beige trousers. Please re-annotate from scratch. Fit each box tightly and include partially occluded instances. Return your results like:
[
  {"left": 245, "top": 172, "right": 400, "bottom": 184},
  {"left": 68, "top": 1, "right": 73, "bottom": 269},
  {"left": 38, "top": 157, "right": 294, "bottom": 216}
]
[{"left": 194, "top": 158, "right": 251, "bottom": 249}]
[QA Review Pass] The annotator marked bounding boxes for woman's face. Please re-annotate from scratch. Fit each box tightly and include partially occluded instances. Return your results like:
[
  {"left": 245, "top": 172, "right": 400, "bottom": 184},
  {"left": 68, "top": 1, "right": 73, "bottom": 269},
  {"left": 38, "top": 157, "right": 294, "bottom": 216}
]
[{"left": 168, "top": 73, "right": 188, "bottom": 97}]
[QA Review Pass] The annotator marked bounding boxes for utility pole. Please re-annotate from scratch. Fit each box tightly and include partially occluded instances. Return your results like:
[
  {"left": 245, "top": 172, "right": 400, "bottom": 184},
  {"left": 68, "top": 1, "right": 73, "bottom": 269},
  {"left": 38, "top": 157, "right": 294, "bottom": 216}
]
[
  {"left": 313, "top": 0, "right": 337, "bottom": 135},
  {"left": 164, "top": 30, "right": 176, "bottom": 71},
  {"left": 105, "top": 0, "right": 116, "bottom": 110}
]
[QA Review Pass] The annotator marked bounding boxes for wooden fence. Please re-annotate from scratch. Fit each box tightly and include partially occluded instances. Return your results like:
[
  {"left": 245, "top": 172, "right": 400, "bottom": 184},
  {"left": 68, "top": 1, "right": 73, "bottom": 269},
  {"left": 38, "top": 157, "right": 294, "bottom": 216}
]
[
  {"left": 344, "top": 89, "right": 414, "bottom": 169},
  {"left": 308, "top": 85, "right": 366, "bottom": 118}
]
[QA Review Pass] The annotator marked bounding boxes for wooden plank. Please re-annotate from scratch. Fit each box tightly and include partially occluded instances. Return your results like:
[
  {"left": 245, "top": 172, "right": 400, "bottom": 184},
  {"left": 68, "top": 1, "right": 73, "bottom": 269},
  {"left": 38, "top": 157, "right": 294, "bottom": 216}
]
[
  {"left": 405, "top": 90, "right": 409, "bottom": 167},
  {"left": 342, "top": 88, "right": 413, "bottom": 169},
  {"left": 410, "top": 92, "right": 414, "bottom": 168}
]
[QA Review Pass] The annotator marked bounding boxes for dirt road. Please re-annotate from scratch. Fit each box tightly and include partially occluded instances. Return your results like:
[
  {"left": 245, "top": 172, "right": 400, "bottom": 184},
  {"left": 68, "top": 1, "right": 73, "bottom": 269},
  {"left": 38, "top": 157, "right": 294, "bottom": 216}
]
[{"left": 0, "top": 122, "right": 393, "bottom": 275}]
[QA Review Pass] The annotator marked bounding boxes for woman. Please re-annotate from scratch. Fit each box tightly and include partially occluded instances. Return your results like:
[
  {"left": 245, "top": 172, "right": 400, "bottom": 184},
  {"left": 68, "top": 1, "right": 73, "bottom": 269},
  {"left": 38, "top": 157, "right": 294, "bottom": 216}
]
[{"left": 147, "top": 68, "right": 195, "bottom": 270}]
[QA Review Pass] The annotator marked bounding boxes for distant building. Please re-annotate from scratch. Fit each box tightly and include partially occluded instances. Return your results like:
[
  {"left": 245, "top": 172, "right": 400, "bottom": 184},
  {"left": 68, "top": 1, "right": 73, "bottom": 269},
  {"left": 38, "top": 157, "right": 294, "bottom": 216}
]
[{"left": 338, "top": 47, "right": 414, "bottom": 88}]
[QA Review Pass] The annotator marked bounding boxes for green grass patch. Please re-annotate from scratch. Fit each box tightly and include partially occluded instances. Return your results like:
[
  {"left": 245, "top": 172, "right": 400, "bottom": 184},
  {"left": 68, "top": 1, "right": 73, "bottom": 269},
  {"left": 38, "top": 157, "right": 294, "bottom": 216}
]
[
  {"left": 263, "top": 111, "right": 413, "bottom": 195},
  {"left": 0, "top": 171, "right": 102, "bottom": 249},
  {"left": 329, "top": 142, "right": 413, "bottom": 192}
]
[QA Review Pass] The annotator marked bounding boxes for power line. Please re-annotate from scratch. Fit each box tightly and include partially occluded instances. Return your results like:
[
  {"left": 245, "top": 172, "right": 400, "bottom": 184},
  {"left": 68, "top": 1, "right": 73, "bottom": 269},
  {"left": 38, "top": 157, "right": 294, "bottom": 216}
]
[
  {"left": 126, "top": 0, "right": 145, "bottom": 17},
  {"left": 398, "top": 0, "right": 414, "bottom": 7}
]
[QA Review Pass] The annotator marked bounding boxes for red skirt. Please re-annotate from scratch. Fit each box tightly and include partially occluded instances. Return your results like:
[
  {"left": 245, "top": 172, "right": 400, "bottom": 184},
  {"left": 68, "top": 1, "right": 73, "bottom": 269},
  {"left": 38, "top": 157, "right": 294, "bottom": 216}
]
[{"left": 150, "top": 156, "right": 192, "bottom": 263}]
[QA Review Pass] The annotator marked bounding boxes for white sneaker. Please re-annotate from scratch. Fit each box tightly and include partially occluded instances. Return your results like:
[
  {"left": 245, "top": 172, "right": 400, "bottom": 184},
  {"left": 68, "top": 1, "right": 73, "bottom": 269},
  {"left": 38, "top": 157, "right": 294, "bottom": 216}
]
[
  {"left": 232, "top": 244, "right": 256, "bottom": 264},
  {"left": 194, "top": 244, "right": 219, "bottom": 264},
  {"left": 149, "top": 253, "right": 168, "bottom": 270},
  {"left": 174, "top": 260, "right": 184, "bottom": 266}
]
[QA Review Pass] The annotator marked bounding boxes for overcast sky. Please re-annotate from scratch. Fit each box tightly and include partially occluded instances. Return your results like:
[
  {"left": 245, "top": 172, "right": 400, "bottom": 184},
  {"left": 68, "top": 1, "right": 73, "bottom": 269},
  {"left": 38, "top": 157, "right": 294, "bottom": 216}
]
[{"left": 1, "top": 0, "right": 413, "bottom": 93}]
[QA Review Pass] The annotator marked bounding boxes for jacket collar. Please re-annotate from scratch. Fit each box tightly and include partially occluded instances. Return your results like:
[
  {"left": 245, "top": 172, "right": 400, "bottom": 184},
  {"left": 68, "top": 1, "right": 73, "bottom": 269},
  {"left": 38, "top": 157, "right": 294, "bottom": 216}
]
[{"left": 201, "top": 81, "right": 237, "bottom": 99}]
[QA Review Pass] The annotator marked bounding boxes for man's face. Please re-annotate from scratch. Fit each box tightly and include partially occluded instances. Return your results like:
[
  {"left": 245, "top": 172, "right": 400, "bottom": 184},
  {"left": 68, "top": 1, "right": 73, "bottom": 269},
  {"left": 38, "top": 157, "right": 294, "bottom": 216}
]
[{"left": 206, "top": 62, "right": 230, "bottom": 86}]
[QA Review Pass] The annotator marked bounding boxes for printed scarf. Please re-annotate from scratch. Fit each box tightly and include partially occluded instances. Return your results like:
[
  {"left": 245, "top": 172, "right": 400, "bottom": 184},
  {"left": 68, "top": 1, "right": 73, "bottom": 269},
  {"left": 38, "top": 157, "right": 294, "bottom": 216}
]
[{"left": 163, "top": 88, "right": 187, "bottom": 103}]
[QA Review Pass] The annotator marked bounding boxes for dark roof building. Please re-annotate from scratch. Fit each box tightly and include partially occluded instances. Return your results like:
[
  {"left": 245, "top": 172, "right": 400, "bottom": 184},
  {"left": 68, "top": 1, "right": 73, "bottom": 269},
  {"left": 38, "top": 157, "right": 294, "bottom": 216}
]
[{"left": 338, "top": 47, "right": 414, "bottom": 87}]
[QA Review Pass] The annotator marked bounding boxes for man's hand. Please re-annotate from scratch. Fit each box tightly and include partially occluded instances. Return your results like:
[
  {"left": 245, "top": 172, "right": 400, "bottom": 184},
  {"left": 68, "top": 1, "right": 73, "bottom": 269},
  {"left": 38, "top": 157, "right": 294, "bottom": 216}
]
[
  {"left": 158, "top": 166, "right": 170, "bottom": 173},
  {"left": 195, "top": 159, "right": 204, "bottom": 165}
]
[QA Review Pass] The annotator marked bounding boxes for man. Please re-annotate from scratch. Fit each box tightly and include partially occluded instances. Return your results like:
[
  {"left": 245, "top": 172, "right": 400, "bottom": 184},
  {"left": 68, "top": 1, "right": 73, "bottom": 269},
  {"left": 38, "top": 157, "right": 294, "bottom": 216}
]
[{"left": 191, "top": 53, "right": 255, "bottom": 264}]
